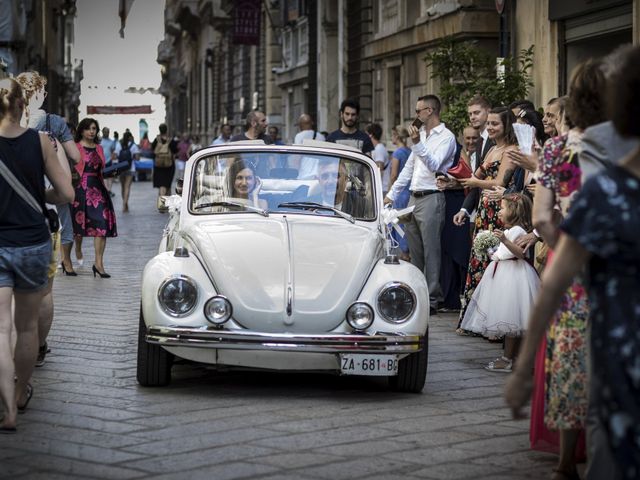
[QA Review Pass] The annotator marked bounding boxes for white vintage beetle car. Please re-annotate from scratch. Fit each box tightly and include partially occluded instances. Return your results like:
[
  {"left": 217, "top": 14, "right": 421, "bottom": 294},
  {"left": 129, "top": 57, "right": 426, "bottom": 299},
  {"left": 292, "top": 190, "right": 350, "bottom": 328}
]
[{"left": 137, "top": 141, "right": 430, "bottom": 392}]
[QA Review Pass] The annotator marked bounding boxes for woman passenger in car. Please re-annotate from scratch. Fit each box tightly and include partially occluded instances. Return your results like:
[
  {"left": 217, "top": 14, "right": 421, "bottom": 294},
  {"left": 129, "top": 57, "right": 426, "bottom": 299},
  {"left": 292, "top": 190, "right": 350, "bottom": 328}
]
[{"left": 227, "top": 158, "right": 268, "bottom": 209}]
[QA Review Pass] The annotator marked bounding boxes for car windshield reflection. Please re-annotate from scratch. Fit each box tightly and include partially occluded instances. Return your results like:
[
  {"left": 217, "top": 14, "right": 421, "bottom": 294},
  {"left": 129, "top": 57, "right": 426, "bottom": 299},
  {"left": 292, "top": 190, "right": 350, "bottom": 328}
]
[{"left": 189, "top": 152, "right": 376, "bottom": 220}]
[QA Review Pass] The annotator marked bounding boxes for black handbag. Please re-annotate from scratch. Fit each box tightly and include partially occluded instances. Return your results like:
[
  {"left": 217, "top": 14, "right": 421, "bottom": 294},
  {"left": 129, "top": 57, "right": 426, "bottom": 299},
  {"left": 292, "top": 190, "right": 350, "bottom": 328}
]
[{"left": 103, "top": 160, "right": 130, "bottom": 178}]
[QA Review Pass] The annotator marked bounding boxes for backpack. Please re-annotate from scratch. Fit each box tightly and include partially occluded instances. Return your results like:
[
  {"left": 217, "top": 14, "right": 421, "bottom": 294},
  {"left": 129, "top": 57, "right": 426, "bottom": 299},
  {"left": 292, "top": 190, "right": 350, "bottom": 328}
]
[
  {"left": 119, "top": 143, "right": 133, "bottom": 166},
  {"left": 154, "top": 137, "right": 173, "bottom": 168}
]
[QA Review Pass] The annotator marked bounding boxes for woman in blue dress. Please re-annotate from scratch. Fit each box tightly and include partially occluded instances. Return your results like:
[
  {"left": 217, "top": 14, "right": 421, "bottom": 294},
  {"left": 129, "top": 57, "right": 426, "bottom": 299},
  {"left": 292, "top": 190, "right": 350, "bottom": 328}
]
[{"left": 389, "top": 126, "right": 411, "bottom": 259}]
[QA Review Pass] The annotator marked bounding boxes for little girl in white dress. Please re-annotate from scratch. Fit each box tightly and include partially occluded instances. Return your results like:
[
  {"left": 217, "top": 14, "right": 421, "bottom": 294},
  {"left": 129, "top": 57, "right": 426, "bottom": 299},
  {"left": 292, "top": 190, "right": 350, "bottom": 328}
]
[{"left": 460, "top": 193, "right": 540, "bottom": 372}]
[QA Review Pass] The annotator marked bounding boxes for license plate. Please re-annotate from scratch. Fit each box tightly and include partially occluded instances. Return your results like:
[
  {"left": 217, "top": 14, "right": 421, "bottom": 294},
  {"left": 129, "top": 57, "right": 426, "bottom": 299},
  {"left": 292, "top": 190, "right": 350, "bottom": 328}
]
[{"left": 340, "top": 354, "right": 398, "bottom": 376}]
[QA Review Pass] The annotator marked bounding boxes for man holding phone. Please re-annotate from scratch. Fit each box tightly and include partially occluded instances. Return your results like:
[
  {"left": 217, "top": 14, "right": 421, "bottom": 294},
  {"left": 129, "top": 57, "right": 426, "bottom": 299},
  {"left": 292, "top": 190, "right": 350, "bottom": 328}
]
[{"left": 385, "top": 95, "right": 456, "bottom": 315}]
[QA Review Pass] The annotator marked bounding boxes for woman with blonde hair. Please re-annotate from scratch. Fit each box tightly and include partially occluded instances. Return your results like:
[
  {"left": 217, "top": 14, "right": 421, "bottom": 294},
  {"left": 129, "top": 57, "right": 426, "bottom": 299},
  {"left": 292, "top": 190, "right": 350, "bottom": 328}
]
[{"left": 0, "top": 78, "right": 74, "bottom": 432}]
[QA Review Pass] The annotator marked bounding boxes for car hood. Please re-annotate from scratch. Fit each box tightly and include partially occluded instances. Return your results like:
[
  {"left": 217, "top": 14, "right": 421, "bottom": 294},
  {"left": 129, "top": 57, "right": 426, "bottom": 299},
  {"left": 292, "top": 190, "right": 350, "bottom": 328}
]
[{"left": 183, "top": 215, "right": 382, "bottom": 333}]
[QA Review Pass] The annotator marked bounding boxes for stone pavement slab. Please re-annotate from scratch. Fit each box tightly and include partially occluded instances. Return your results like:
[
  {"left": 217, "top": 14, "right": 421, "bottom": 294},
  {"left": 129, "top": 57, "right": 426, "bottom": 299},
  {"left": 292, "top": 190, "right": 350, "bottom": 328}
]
[{"left": 0, "top": 180, "right": 562, "bottom": 479}]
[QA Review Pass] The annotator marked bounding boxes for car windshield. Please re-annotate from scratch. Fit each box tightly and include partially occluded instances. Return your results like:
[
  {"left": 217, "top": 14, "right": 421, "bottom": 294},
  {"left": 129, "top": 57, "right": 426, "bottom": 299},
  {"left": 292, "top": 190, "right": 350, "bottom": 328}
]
[{"left": 189, "top": 151, "right": 377, "bottom": 220}]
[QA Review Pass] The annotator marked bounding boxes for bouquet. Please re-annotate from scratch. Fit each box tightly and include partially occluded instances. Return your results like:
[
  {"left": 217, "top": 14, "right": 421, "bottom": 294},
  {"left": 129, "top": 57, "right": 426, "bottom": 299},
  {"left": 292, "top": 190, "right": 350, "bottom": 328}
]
[{"left": 473, "top": 230, "right": 500, "bottom": 260}]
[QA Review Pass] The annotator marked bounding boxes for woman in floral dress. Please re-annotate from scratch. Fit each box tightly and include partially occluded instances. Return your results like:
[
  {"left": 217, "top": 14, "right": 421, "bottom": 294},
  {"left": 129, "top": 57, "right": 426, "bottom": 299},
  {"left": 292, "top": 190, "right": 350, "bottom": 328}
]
[
  {"left": 527, "top": 59, "right": 606, "bottom": 480},
  {"left": 507, "top": 48, "right": 640, "bottom": 479},
  {"left": 456, "top": 107, "right": 519, "bottom": 334},
  {"left": 70, "top": 118, "right": 117, "bottom": 278}
]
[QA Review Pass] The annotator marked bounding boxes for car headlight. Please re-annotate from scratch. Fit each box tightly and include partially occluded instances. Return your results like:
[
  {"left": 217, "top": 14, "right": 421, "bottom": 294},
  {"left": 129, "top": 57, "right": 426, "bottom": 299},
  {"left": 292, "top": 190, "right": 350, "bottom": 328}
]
[
  {"left": 346, "top": 302, "right": 374, "bottom": 331},
  {"left": 157, "top": 275, "right": 198, "bottom": 317},
  {"left": 204, "top": 296, "right": 233, "bottom": 325},
  {"left": 377, "top": 282, "right": 416, "bottom": 323}
]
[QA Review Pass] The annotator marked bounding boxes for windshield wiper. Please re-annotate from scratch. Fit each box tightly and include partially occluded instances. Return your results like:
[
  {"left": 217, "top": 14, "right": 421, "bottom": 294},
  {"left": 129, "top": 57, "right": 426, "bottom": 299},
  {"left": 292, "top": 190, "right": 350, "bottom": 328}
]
[
  {"left": 194, "top": 201, "right": 269, "bottom": 217},
  {"left": 278, "top": 202, "right": 355, "bottom": 223}
]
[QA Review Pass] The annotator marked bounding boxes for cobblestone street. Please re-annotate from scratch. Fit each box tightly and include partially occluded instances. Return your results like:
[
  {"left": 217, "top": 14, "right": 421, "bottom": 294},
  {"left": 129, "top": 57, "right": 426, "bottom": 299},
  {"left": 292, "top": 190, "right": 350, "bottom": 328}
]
[{"left": 0, "top": 181, "right": 557, "bottom": 480}]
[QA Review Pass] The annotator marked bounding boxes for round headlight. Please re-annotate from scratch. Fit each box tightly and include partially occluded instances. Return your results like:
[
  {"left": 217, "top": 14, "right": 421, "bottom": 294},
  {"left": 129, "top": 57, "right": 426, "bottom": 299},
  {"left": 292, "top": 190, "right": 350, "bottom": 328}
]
[
  {"left": 158, "top": 276, "right": 198, "bottom": 317},
  {"left": 346, "top": 302, "right": 374, "bottom": 331},
  {"left": 204, "top": 296, "right": 233, "bottom": 325},
  {"left": 377, "top": 282, "right": 416, "bottom": 323}
]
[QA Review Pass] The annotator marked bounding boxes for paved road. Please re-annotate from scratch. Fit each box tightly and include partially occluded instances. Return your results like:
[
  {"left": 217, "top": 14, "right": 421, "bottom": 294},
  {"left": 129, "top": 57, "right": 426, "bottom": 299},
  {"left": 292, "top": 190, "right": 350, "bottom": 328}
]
[{"left": 0, "top": 180, "right": 558, "bottom": 479}]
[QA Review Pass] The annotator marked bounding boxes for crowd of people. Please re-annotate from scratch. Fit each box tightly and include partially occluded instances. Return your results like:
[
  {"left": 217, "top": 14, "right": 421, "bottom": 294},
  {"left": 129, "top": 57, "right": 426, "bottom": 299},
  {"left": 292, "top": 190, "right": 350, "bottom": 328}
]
[{"left": 2, "top": 44, "right": 639, "bottom": 478}]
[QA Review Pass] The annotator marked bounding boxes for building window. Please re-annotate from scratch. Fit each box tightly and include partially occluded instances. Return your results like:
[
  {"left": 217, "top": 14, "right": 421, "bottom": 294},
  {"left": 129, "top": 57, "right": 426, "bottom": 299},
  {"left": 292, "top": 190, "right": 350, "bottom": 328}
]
[
  {"left": 283, "top": 27, "right": 293, "bottom": 68},
  {"left": 297, "top": 17, "right": 308, "bottom": 66}
]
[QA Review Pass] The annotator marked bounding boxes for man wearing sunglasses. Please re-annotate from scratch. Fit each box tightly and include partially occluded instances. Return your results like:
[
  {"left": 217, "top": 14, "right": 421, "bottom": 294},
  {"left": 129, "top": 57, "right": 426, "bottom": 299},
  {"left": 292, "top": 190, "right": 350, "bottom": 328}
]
[{"left": 384, "top": 94, "right": 456, "bottom": 315}]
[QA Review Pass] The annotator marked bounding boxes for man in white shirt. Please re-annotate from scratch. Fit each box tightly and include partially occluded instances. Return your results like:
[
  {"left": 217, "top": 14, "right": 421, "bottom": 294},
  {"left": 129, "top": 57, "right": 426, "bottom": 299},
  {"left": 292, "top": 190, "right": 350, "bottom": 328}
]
[
  {"left": 293, "top": 113, "right": 325, "bottom": 179},
  {"left": 385, "top": 95, "right": 456, "bottom": 314}
]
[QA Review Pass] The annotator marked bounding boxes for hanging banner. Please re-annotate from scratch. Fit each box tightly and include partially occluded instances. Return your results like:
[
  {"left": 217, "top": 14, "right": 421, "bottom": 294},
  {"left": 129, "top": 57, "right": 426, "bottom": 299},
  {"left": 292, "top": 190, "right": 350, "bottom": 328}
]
[
  {"left": 87, "top": 105, "right": 152, "bottom": 115},
  {"left": 233, "top": 0, "right": 261, "bottom": 45}
]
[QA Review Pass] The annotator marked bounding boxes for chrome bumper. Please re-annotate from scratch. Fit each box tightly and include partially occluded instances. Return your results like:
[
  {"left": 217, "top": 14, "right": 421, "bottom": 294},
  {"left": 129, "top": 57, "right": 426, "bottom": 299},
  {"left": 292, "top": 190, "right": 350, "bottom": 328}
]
[{"left": 145, "top": 325, "right": 424, "bottom": 354}]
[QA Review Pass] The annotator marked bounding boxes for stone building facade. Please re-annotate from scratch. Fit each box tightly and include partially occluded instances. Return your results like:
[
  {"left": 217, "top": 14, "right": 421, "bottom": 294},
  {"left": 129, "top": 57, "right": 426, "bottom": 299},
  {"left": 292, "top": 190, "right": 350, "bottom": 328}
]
[
  {"left": 0, "top": 0, "right": 82, "bottom": 125},
  {"left": 158, "top": 0, "right": 640, "bottom": 145}
]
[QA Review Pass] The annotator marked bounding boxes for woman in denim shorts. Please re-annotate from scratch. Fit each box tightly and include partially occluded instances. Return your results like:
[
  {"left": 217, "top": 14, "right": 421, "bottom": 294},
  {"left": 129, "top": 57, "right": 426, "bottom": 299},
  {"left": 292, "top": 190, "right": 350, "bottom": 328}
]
[{"left": 0, "top": 78, "right": 74, "bottom": 433}]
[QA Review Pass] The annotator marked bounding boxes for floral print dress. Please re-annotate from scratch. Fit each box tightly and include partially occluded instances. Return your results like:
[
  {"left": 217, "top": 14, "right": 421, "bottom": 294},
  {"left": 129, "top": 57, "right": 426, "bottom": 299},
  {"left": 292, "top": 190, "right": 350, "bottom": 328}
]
[
  {"left": 458, "top": 146, "right": 517, "bottom": 323},
  {"left": 562, "top": 167, "right": 640, "bottom": 478},
  {"left": 71, "top": 146, "right": 117, "bottom": 237},
  {"left": 537, "top": 130, "right": 589, "bottom": 430}
]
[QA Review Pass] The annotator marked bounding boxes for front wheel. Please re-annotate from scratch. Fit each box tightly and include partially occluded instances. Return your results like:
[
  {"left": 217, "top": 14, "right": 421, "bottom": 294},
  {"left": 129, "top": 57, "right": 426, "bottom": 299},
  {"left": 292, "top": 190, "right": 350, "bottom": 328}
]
[
  {"left": 389, "top": 327, "right": 428, "bottom": 393},
  {"left": 137, "top": 305, "right": 173, "bottom": 386}
]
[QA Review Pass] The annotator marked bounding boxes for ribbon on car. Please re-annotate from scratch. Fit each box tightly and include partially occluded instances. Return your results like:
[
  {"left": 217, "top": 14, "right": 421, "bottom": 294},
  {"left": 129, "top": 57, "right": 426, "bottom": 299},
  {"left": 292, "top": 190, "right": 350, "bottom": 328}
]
[{"left": 381, "top": 205, "right": 414, "bottom": 238}]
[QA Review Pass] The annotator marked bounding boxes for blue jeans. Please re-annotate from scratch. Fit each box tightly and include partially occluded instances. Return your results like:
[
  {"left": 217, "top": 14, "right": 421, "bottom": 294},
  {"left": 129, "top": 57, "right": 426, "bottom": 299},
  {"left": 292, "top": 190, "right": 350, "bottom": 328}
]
[{"left": 0, "top": 240, "right": 51, "bottom": 292}]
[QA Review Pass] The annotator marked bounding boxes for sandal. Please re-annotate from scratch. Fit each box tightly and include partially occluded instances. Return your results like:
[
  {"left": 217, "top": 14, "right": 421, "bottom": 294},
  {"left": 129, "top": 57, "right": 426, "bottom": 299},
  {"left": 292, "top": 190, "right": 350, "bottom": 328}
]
[
  {"left": 484, "top": 356, "right": 512, "bottom": 372},
  {"left": 455, "top": 328, "right": 474, "bottom": 336},
  {"left": 17, "top": 383, "right": 33, "bottom": 414}
]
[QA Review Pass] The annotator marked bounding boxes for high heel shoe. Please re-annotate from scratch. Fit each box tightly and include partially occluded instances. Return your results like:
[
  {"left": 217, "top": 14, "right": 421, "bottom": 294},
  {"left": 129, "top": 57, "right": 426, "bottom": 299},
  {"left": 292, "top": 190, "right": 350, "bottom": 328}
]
[
  {"left": 92, "top": 265, "right": 111, "bottom": 278},
  {"left": 61, "top": 263, "right": 78, "bottom": 276}
]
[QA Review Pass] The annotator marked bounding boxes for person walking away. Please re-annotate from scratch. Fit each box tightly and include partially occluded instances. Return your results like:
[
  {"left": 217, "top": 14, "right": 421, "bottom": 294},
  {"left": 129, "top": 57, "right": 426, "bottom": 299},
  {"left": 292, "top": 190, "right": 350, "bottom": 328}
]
[
  {"left": 70, "top": 118, "right": 117, "bottom": 278},
  {"left": 293, "top": 113, "right": 325, "bottom": 179},
  {"left": 366, "top": 123, "right": 390, "bottom": 194},
  {"left": 118, "top": 131, "right": 139, "bottom": 213},
  {"left": 389, "top": 126, "right": 412, "bottom": 260},
  {"left": 327, "top": 99, "right": 374, "bottom": 155},
  {"left": 460, "top": 193, "right": 540, "bottom": 370},
  {"left": 99, "top": 127, "right": 117, "bottom": 196},
  {"left": 152, "top": 123, "right": 178, "bottom": 211},
  {"left": 384, "top": 94, "right": 456, "bottom": 315},
  {"left": 0, "top": 78, "right": 74, "bottom": 432}
]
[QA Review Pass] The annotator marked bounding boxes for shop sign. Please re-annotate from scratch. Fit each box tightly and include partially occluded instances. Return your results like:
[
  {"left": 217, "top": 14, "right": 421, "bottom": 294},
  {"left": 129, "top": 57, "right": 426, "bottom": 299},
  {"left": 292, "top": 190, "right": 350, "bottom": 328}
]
[
  {"left": 549, "top": 0, "right": 630, "bottom": 20},
  {"left": 233, "top": 0, "right": 261, "bottom": 46}
]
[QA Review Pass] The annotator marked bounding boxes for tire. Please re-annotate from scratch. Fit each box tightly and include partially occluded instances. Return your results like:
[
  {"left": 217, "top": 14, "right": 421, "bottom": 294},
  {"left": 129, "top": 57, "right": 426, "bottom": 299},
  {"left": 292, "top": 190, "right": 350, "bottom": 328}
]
[
  {"left": 137, "top": 305, "right": 173, "bottom": 386},
  {"left": 389, "top": 327, "right": 429, "bottom": 393}
]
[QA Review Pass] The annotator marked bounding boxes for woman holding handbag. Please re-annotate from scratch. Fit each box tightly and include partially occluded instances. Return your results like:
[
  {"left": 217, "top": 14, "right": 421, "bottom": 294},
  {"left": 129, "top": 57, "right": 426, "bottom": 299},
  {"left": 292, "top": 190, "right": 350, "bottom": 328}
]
[
  {"left": 0, "top": 78, "right": 74, "bottom": 432},
  {"left": 70, "top": 118, "right": 118, "bottom": 278}
]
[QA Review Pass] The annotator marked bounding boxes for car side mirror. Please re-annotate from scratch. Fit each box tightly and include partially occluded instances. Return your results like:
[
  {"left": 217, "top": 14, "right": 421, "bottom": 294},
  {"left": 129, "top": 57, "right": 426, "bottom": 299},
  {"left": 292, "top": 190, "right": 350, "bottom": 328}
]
[{"left": 175, "top": 178, "right": 183, "bottom": 196}]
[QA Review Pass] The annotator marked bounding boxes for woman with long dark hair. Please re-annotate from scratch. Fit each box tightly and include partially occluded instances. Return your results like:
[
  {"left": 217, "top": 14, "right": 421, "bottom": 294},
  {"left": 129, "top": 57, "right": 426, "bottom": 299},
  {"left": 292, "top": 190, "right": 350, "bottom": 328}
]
[
  {"left": 456, "top": 107, "right": 520, "bottom": 338},
  {"left": 70, "top": 118, "right": 117, "bottom": 278}
]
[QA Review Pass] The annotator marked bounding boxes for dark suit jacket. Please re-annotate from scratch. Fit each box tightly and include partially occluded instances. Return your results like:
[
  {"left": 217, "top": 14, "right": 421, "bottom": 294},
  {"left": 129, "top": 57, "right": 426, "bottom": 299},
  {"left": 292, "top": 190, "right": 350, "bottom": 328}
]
[{"left": 462, "top": 135, "right": 495, "bottom": 213}]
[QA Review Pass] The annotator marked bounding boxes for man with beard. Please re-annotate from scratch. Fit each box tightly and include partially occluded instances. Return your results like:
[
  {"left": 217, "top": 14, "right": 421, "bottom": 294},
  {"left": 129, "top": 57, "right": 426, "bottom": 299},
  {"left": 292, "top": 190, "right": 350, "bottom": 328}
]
[
  {"left": 327, "top": 99, "right": 374, "bottom": 155},
  {"left": 230, "top": 110, "right": 273, "bottom": 144}
]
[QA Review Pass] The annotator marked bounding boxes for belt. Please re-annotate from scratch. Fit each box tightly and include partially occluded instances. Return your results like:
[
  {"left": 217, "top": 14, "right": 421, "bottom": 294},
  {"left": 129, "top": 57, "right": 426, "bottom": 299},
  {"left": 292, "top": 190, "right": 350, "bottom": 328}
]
[{"left": 411, "top": 190, "right": 440, "bottom": 198}]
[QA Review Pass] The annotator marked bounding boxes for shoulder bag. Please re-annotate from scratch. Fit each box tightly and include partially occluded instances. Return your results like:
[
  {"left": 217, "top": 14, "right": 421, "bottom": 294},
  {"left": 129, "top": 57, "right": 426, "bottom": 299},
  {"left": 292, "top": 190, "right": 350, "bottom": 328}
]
[{"left": 0, "top": 155, "right": 59, "bottom": 233}]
